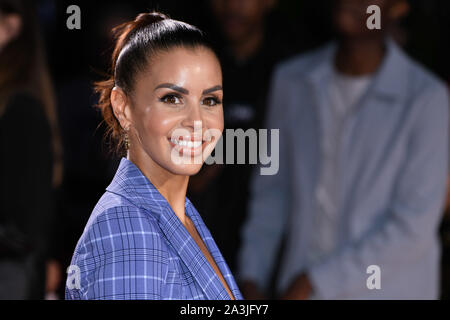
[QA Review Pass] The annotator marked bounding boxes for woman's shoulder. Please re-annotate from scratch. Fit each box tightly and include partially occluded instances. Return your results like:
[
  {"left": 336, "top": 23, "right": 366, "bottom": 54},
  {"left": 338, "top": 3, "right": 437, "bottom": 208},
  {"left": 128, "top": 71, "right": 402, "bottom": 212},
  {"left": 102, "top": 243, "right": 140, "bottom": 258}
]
[
  {"left": 69, "top": 191, "right": 171, "bottom": 299},
  {"left": 90, "top": 191, "right": 161, "bottom": 231},
  {"left": 75, "top": 191, "right": 165, "bottom": 253}
]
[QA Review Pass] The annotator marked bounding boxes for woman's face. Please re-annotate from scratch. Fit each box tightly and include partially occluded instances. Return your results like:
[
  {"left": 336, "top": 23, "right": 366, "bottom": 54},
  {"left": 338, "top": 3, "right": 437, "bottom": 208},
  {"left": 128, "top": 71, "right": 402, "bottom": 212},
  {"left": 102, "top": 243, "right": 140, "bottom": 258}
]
[{"left": 116, "top": 46, "right": 224, "bottom": 176}]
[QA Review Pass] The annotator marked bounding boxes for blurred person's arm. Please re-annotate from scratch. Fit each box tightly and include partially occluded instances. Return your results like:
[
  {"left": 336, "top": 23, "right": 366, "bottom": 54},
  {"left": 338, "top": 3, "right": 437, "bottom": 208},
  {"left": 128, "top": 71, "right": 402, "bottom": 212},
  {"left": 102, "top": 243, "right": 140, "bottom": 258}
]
[
  {"left": 0, "top": 93, "right": 54, "bottom": 298},
  {"left": 280, "top": 273, "right": 312, "bottom": 300},
  {"left": 295, "top": 84, "right": 449, "bottom": 300},
  {"left": 0, "top": 94, "right": 54, "bottom": 256},
  {"left": 237, "top": 67, "right": 291, "bottom": 299}
]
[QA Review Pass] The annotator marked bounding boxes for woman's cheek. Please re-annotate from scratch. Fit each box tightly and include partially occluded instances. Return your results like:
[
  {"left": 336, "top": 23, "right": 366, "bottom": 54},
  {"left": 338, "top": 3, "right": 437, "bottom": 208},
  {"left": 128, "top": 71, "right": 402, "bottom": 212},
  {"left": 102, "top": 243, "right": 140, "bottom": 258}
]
[
  {"left": 142, "top": 108, "right": 171, "bottom": 134},
  {"left": 209, "top": 109, "right": 224, "bottom": 132}
]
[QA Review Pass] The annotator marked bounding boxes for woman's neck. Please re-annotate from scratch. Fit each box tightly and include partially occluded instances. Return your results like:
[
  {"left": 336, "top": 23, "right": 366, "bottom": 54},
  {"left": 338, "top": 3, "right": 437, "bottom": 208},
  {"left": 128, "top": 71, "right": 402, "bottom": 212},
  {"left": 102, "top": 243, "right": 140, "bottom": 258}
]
[{"left": 128, "top": 151, "right": 190, "bottom": 226}]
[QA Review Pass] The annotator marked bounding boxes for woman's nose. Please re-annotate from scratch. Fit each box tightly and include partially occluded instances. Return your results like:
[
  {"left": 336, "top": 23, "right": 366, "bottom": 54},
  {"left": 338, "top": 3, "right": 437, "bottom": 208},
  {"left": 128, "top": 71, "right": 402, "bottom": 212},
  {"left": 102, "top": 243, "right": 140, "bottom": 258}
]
[{"left": 181, "top": 103, "right": 204, "bottom": 130}]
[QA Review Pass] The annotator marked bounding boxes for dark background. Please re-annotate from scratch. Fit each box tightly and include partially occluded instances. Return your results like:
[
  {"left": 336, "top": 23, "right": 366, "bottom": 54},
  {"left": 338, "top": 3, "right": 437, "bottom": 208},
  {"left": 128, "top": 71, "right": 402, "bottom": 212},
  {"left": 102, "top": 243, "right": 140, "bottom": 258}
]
[{"left": 32, "top": 0, "right": 450, "bottom": 298}]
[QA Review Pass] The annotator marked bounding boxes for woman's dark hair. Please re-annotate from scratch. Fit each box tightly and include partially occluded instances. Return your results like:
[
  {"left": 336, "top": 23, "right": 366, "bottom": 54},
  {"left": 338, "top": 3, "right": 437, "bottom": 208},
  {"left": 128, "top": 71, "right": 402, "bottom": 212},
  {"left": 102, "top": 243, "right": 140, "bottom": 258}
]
[{"left": 95, "top": 11, "right": 217, "bottom": 154}]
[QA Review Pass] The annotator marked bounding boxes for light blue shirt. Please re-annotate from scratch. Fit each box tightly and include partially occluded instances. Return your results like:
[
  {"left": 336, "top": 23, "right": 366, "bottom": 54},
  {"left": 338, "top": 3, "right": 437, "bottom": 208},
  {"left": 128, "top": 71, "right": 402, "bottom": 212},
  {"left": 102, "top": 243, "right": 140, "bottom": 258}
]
[
  {"left": 308, "top": 68, "right": 374, "bottom": 267},
  {"left": 238, "top": 39, "right": 449, "bottom": 299}
]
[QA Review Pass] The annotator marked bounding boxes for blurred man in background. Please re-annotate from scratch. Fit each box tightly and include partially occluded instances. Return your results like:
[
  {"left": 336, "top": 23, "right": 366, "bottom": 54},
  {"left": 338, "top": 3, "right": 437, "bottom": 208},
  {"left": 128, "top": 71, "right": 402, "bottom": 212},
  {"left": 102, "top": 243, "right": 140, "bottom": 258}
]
[{"left": 238, "top": 0, "right": 449, "bottom": 299}]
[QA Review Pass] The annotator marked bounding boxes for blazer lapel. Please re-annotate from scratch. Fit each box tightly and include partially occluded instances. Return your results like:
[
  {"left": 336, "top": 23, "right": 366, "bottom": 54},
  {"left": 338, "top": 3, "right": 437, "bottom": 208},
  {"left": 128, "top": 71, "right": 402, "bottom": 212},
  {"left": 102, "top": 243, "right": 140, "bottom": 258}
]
[
  {"left": 106, "top": 158, "right": 239, "bottom": 300},
  {"left": 157, "top": 203, "right": 232, "bottom": 300},
  {"left": 186, "top": 202, "right": 243, "bottom": 300}
]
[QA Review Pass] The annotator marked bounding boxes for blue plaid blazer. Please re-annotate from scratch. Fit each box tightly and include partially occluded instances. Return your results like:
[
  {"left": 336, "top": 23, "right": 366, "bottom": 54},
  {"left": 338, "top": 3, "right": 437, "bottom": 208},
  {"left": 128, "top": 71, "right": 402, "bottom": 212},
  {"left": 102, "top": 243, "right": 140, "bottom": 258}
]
[{"left": 65, "top": 158, "right": 243, "bottom": 300}]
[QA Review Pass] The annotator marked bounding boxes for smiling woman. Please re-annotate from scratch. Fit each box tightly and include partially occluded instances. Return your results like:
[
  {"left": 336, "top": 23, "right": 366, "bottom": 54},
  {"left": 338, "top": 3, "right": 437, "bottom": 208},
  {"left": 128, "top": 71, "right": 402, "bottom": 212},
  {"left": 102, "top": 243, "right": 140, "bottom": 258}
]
[{"left": 65, "top": 11, "right": 242, "bottom": 300}]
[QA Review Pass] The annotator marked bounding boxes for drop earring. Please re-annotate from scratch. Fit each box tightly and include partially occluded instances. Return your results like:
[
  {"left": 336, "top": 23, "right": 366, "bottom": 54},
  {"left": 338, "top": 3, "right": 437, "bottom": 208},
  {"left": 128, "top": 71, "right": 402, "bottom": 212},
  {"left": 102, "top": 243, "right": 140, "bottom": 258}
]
[{"left": 124, "top": 128, "right": 130, "bottom": 150}]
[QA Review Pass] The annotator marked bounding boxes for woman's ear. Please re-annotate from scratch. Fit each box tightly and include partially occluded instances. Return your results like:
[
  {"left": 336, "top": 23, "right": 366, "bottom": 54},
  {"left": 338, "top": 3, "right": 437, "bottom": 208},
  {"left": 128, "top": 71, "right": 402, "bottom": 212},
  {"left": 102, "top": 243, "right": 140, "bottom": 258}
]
[{"left": 111, "top": 86, "right": 132, "bottom": 130}]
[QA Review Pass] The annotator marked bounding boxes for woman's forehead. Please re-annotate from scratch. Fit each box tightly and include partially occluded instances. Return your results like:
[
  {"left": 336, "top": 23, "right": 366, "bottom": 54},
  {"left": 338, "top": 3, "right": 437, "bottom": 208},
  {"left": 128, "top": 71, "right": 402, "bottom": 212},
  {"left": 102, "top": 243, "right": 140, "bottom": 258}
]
[{"left": 139, "top": 47, "right": 222, "bottom": 91}]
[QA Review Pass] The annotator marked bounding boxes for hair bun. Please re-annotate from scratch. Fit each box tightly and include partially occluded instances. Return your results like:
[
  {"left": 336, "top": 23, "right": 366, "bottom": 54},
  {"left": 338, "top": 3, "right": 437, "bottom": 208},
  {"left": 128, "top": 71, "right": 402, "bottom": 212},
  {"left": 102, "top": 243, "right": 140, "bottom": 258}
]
[
  {"left": 111, "top": 11, "right": 168, "bottom": 43},
  {"left": 134, "top": 11, "right": 168, "bottom": 28}
]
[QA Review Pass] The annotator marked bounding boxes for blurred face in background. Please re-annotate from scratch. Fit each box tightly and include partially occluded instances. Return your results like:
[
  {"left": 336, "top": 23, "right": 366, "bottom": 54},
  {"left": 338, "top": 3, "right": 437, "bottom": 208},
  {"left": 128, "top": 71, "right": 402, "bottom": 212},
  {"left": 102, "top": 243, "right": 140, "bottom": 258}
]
[
  {"left": 333, "top": 0, "right": 409, "bottom": 38},
  {"left": 0, "top": 12, "right": 21, "bottom": 52},
  {"left": 211, "top": 0, "right": 275, "bottom": 44}
]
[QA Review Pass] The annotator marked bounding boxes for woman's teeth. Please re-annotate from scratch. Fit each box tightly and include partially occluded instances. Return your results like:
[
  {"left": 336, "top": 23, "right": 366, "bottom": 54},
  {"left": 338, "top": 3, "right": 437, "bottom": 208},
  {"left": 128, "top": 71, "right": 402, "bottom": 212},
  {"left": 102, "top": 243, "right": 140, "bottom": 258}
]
[{"left": 171, "top": 138, "right": 202, "bottom": 148}]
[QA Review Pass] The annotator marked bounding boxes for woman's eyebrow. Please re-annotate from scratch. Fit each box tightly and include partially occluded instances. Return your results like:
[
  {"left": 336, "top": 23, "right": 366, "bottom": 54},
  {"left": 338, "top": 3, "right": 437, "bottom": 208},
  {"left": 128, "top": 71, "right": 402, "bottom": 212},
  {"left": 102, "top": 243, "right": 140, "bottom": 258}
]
[
  {"left": 202, "top": 85, "right": 223, "bottom": 95},
  {"left": 154, "top": 83, "right": 189, "bottom": 94},
  {"left": 154, "top": 83, "right": 223, "bottom": 95}
]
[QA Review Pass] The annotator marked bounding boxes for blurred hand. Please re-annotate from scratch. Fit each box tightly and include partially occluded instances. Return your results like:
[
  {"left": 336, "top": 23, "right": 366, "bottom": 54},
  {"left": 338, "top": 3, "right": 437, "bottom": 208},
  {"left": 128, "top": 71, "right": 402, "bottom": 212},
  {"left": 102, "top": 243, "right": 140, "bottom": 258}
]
[
  {"left": 444, "top": 176, "right": 450, "bottom": 216},
  {"left": 45, "top": 259, "right": 62, "bottom": 295},
  {"left": 240, "top": 280, "right": 267, "bottom": 300},
  {"left": 280, "top": 273, "right": 313, "bottom": 300}
]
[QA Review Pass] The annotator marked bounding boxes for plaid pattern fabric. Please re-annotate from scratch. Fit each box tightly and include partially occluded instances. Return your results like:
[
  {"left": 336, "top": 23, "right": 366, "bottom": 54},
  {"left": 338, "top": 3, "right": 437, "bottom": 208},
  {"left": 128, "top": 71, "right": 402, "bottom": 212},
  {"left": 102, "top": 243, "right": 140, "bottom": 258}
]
[{"left": 65, "top": 158, "right": 243, "bottom": 300}]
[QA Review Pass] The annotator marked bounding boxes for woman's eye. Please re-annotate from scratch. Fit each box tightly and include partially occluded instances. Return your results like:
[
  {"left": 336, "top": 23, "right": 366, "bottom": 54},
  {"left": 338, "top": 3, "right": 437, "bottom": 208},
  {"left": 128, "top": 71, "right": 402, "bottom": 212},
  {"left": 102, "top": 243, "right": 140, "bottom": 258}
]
[
  {"left": 202, "top": 97, "right": 221, "bottom": 107},
  {"left": 160, "top": 94, "right": 182, "bottom": 104}
]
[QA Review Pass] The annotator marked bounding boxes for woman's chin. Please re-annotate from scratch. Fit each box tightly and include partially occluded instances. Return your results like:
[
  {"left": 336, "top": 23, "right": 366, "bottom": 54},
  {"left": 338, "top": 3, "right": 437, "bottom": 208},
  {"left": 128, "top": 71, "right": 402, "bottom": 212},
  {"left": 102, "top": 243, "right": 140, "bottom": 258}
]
[{"left": 167, "top": 162, "right": 204, "bottom": 176}]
